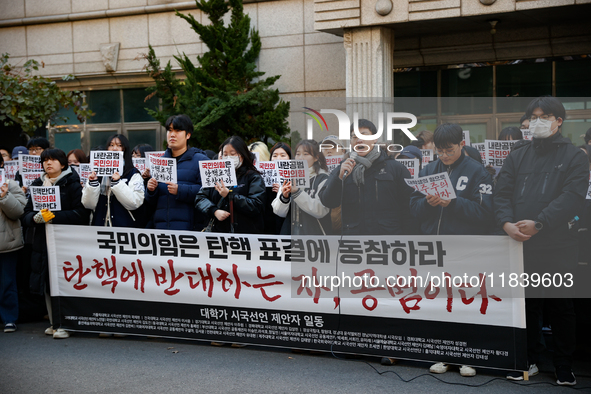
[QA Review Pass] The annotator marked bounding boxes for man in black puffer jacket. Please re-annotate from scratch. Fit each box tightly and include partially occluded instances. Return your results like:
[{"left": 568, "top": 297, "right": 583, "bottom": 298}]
[
  {"left": 410, "top": 124, "right": 494, "bottom": 236},
  {"left": 319, "top": 119, "right": 415, "bottom": 236},
  {"left": 495, "top": 96, "right": 588, "bottom": 386}
]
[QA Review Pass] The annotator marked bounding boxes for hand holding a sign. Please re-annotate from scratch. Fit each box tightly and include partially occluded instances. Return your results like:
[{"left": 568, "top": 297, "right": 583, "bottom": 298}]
[
  {"left": 502, "top": 222, "right": 532, "bottom": 242},
  {"left": 142, "top": 169, "right": 150, "bottom": 180},
  {"left": 0, "top": 183, "right": 7, "bottom": 198},
  {"left": 147, "top": 178, "right": 158, "bottom": 192},
  {"left": 281, "top": 180, "right": 292, "bottom": 199},
  {"left": 112, "top": 172, "right": 121, "bottom": 182},
  {"left": 88, "top": 171, "right": 97, "bottom": 182},
  {"left": 214, "top": 180, "right": 230, "bottom": 198},
  {"left": 166, "top": 182, "right": 178, "bottom": 195},
  {"left": 426, "top": 194, "right": 451, "bottom": 207}
]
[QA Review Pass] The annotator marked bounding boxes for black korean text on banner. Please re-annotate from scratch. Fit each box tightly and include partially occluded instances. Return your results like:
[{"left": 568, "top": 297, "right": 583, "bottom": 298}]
[
  {"left": 199, "top": 160, "right": 238, "bottom": 188},
  {"left": 405, "top": 172, "right": 457, "bottom": 200},
  {"left": 256, "top": 161, "right": 280, "bottom": 187},
  {"left": 462, "top": 130, "right": 471, "bottom": 147},
  {"left": 22, "top": 171, "right": 44, "bottom": 188},
  {"left": 484, "top": 140, "right": 518, "bottom": 170},
  {"left": 4, "top": 160, "right": 18, "bottom": 180},
  {"left": 91, "top": 151, "right": 124, "bottom": 177},
  {"left": 276, "top": 160, "right": 310, "bottom": 189},
  {"left": 19, "top": 154, "right": 42, "bottom": 173},
  {"left": 149, "top": 156, "right": 178, "bottom": 184},
  {"left": 30, "top": 186, "right": 62, "bottom": 211},
  {"left": 397, "top": 158, "right": 419, "bottom": 179},
  {"left": 133, "top": 158, "right": 146, "bottom": 174},
  {"left": 79, "top": 164, "right": 92, "bottom": 185},
  {"left": 45, "top": 225, "right": 527, "bottom": 371},
  {"left": 420, "top": 149, "right": 434, "bottom": 166},
  {"left": 472, "top": 143, "right": 486, "bottom": 163},
  {"left": 326, "top": 156, "right": 343, "bottom": 174}
]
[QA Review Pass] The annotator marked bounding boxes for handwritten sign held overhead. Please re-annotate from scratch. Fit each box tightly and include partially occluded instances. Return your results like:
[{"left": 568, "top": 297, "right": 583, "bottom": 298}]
[
  {"left": 200, "top": 160, "right": 238, "bottom": 188},
  {"left": 90, "top": 151, "right": 123, "bottom": 177},
  {"left": 405, "top": 172, "right": 457, "bottom": 200}
]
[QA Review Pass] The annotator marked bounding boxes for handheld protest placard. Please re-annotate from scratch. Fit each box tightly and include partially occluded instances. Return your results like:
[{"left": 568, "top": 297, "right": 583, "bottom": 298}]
[
  {"left": 276, "top": 160, "right": 310, "bottom": 189},
  {"left": 200, "top": 160, "right": 238, "bottom": 188},
  {"left": 30, "top": 186, "right": 62, "bottom": 211},
  {"left": 420, "top": 149, "right": 434, "bottom": 166},
  {"left": 90, "top": 151, "right": 124, "bottom": 177},
  {"left": 405, "top": 172, "right": 457, "bottom": 200},
  {"left": 149, "top": 156, "right": 177, "bottom": 184},
  {"left": 19, "top": 154, "right": 42, "bottom": 173},
  {"left": 397, "top": 158, "right": 419, "bottom": 179},
  {"left": 3, "top": 160, "right": 18, "bottom": 180},
  {"left": 326, "top": 155, "right": 343, "bottom": 174},
  {"left": 256, "top": 161, "right": 280, "bottom": 187},
  {"left": 133, "top": 158, "right": 147, "bottom": 174}
]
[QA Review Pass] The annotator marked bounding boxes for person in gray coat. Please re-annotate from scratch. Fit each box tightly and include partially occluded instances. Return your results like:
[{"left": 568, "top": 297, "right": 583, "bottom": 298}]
[{"left": 0, "top": 154, "right": 27, "bottom": 333}]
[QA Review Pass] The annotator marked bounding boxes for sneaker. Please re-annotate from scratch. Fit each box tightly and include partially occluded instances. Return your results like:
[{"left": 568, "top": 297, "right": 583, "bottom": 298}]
[
  {"left": 98, "top": 333, "right": 113, "bottom": 338},
  {"left": 380, "top": 357, "right": 397, "bottom": 366},
  {"left": 506, "top": 364, "right": 538, "bottom": 381},
  {"left": 53, "top": 328, "right": 70, "bottom": 339},
  {"left": 44, "top": 326, "right": 54, "bottom": 335},
  {"left": 429, "top": 362, "right": 449, "bottom": 374},
  {"left": 555, "top": 366, "right": 576, "bottom": 386},
  {"left": 4, "top": 323, "right": 16, "bottom": 333},
  {"left": 459, "top": 365, "right": 476, "bottom": 377}
]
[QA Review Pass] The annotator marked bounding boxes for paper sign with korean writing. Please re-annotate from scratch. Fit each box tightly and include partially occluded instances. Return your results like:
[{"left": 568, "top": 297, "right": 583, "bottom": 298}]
[
  {"left": 276, "top": 160, "right": 310, "bottom": 189},
  {"left": 91, "top": 151, "right": 123, "bottom": 177},
  {"left": 133, "top": 158, "right": 147, "bottom": 174},
  {"left": 22, "top": 171, "right": 44, "bottom": 188},
  {"left": 200, "top": 160, "right": 238, "bottom": 188},
  {"left": 522, "top": 129, "right": 532, "bottom": 140},
  {"left": 472, "top": 143, "right": 486, "bottom": 163},
  {"left": 326, "top": 155, "right": 344, "bottom": 174},
  {"left": 30, "top": 186, "right": 61, "bottom": 211},
  {"left": 145, "top": 151, "right": 165, "bottom": 163},
  {"left": 4, "top": 160, "right": 18, "bottom": 180},
  {"left": 78, "top": 164, "right": 92, "bottom": 185},
  {"left": 462, "top": 130, "right": 471, "bottom": 146},
  {"left": 405, "top": 172, "right": 457, "bottom": 200},
  {"left": 484, "top": 140, "right": 518, "bottom": 168},
  {"left": 149, "top": 156, "right": 177, "bottom": 184},
  {"left": 0, "top": 169, "right": 5, "bottom": 185},
  {"left": 421, "top": 149, "right": 434, "bottom": 166},
  {"left": 397, "top": 158, "right": 419, "bottom": 179},
  {"left": 256, "top": 161, "right": 280, "bottom": 187},
  {"left": 19, "top": 154, "right": 42, "bottom": 173},
  {"left": 251, "top": 151, "right": 260, "bottom": 167}
]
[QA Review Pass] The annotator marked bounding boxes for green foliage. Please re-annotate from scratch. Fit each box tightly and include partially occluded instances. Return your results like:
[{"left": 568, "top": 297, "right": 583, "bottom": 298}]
[
  {"left": 143, "top": 0, "right": 290, "bottom": 151},
  {"left": 0, "top": 53, "right": 93, "bottom": 134}
]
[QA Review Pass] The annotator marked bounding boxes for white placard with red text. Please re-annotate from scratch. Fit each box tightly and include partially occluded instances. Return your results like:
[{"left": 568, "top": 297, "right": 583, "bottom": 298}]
[
  {"left": 462, "top": 130, "right": 471, "bottom": 146},
  {"left": 199, "top": 160, "right": 238, "bottom": 188},
  {"left": 484, "top": 140, "right": 518, "bottom": 168},
  {"left": 79, "top": 164, "right": 92, "bottom": 185},
  {"left": 405, "top": 172, "right": 457, "bottom": 200},
  {"left": 326, "top": 155, "right": 344, "bottom": 174},
  {"left": 4, "top": 160, "right": 18, "bottom": 180},
  {"left": 397, "top": 158, "right": 419, "bottom": 179},
  {"left": 276, "top": 160, "right": 310, "bottom": 189},
  {"left": 522, "top": 129, "right": 532, "bottom": 141},
  {"left": 149, "top": 156, "right": 177, "bottom": 184},
  {"left": 90, "top": 151, "right": 124, "bottom": 177},
  {"left": 421, "top": 149, "right": 434, "bottom": 166},
  {"left": 133, "top": 158, "right": 147, "bottom": 174},
  {"left": 145, "top": 151, "right": 165, "bottom": 163},
  {"left": 30, "top": 186, "right": 61, "bottom": 211},
  {"left": 0, "top": 169, "right": 4, "bottom": 185},
  {"left": 256, "top": 161, "right": 280, "bottom": 187},
  {"left": 22, "top": 171, "right": 44, "bottom": 188},
  {"left": 19, "top": 154, "right": 42, "bottom": 173}
]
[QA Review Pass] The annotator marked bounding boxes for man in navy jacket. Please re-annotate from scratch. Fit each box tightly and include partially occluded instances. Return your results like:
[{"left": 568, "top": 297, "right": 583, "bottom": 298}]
[{"left": 145, "top": 114, "right": 209, "bottom": 231}]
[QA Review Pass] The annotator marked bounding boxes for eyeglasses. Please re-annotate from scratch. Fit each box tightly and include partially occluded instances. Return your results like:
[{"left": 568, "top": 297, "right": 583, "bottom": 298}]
[
  {"left": 29, "top": 147, "right": 44, "bottom": 154},
  {"left": 529, "top": 114, "right": 555, "bottom": 122},
  {"left": 435, "top": 146, "right": 459, "bottom": 157}
]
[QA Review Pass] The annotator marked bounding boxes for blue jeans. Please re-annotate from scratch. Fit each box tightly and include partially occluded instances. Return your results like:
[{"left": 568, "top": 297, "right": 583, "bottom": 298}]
[{"left": 0, "top": 251, "right": 19, "bottom": 324}]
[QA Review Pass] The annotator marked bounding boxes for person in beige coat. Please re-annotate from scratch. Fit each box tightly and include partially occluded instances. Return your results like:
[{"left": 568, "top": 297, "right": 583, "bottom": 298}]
[{"left": 1, "top": 154, "right": 27, "bottom": 333}]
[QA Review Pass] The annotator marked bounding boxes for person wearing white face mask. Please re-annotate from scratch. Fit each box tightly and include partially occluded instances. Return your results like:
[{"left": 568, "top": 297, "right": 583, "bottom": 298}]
[
  {"left": 495, "top": 96, "right": 589, "bottom": 386},
  {"left": 195, "top": 136, "right": 266, "bottom": 234}
]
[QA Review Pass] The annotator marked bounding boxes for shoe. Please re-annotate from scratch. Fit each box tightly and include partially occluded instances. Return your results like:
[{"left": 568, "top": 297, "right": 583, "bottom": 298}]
[
  {"left": 98, "top": 333, "right": 113, "bottom": 338},
  {"left": 210, "top": 341, "right": 226, "bottom": 346},
  {"left": 53, "top": 328, "right": 70, "bottom": 339},
  {"left": 45, "top": 326, "right": 54, "bottom": 335},
  {"left": 459, "top": 365, "right": 476, "bottom": 377},
  {"left": 380, "top": 357, "right": 397, "bottom": 366},
  {"left": 230, "top": 343, "right": 246, "bottom": 348},
  {"left": 506, "top": 364, "right": 538, "bottom": 381},
  {"left": 555, "top": 366, "right": 576, "bottom": 386},
  {"left": 4, "top": 323, "right": 16, "bottom": 333},
  {"left": 429, "top": 362, "right": 449, "bottom": 374}
]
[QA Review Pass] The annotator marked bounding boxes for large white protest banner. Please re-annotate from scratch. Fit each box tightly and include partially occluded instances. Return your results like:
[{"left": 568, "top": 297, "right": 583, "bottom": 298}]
[
  {"left": 149, "top": 156, "right": 177, "bottom": 184},
  {"left": 46, "top": 225, "right": 527, "bottom": 371},
  {"left": 90, "top": 151, "right": 123, "bottom": 177}
]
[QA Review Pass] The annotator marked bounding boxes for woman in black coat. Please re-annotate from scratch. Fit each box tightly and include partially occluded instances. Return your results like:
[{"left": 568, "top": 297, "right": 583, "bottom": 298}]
[
  {"left": 21, "top": 149, "right": 90, "bottom": 339},
  {"left": 195, "top": 136, "right": 266, "bottom": 234}
]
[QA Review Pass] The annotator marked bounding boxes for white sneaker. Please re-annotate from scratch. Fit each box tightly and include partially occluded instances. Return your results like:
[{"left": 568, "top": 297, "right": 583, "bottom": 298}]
[
  {"left": 430, "top": 362, "right": 449, "bottom": 374},
  {"left": 53, "top": 328, "right": 70, "bottom": 339},
  {"left": 460, "top": 365, "right": 476, "bottom": 377},
  {"left": 44, "top": 326, "right": 54, "bottom": 335},
  {"left": 506, "top": 364, "right": 539, "bottom": 381}
]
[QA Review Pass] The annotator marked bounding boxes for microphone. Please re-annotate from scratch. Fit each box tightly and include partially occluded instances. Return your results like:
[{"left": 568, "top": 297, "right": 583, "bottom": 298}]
[{"left": 343, "top": 170, "right": 349, "bottom": 177}]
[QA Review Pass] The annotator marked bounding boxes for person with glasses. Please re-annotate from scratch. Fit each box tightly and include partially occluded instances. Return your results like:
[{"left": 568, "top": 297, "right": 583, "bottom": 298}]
[
  {"left": 410, "top": 123, "right": 494, "bottom": 378},
  {"left": 495, "top": 96, "right": 588, "bottom": 386}
]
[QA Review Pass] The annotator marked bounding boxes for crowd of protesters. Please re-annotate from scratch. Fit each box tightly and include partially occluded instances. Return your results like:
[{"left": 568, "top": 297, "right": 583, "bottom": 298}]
[{"left": 1, "top": 96, "right": 590, "bottom": 386}]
